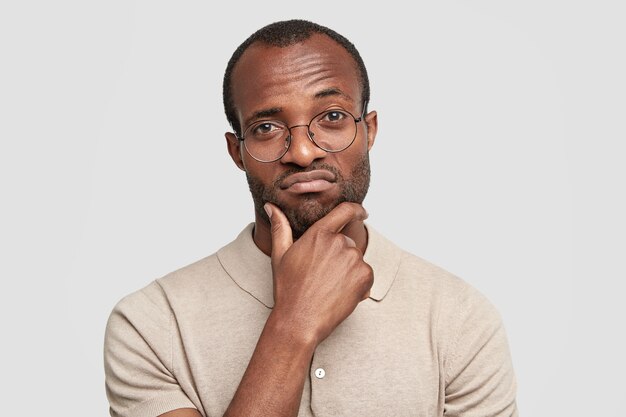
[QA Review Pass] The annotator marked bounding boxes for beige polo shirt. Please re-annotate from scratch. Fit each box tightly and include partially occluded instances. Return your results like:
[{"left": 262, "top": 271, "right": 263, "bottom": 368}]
[{"left": 104, "top": 224, "right": 518, "bottom": 417}]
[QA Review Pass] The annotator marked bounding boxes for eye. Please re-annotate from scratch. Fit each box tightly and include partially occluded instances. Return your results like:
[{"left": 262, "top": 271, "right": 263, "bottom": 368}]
[
  {"left": 251, "top": 122, "right": 282, "bottom": 136},
  {"left": 322, "top": 110, "right": 347, "bottom": 122}
]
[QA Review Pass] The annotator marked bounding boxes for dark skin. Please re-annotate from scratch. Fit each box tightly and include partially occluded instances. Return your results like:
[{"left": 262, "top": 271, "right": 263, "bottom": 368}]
[{"left": 159, "top": 33, "right": 378, "bottom": 417}]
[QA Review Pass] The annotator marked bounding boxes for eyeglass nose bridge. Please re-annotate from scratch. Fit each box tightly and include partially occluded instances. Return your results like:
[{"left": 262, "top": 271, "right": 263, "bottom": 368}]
[
  {"left": 282, "top": 124, "right": 320, "bottom": 156},
  {"left": 286, "top": 123, "right": 315, "bottom": 143}
]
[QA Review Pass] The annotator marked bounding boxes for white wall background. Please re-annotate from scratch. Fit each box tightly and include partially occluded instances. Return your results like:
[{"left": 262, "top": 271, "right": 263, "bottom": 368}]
[{"left": 1, "top": 1, "right": 624, "bottom": 415}]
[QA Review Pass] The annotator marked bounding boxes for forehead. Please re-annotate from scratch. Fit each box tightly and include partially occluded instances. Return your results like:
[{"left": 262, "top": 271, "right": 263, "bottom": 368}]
[{"left": 230, "top": 34, "right": 362, "bottom": 121}]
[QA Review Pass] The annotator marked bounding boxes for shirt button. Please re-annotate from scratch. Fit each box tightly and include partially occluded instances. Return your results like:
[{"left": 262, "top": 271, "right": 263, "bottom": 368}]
[{"left": 314, "top": 368, "right": 326, "bottom": 379}]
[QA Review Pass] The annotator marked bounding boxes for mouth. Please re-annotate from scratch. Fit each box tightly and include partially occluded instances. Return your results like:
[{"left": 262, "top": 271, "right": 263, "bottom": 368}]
[{"left": 280, "top": 169, "right": 337, "bottom": 194}]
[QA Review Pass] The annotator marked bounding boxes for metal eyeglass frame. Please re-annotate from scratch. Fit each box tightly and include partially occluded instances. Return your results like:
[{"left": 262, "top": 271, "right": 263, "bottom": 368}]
[{"left": 236, "top": 101, "right": 368, "bottom": 163}]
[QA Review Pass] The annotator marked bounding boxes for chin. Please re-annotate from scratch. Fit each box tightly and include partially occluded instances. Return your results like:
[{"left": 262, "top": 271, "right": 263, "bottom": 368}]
[
  {"left": 281, "top": 197, "right": 345, "bottom": 239},
  {"left": 247, "top": 155, "right": 370, "bottom": 238}
]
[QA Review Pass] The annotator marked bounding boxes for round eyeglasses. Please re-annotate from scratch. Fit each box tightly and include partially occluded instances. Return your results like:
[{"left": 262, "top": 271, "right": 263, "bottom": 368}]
[{"left": 236, "top": 105, "right": 366, "bottom": 163}]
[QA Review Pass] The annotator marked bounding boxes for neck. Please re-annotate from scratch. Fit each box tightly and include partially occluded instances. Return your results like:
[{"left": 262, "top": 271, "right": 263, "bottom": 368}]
[{"left": 253, "top": 212, "right": 369, "bottom": 257}]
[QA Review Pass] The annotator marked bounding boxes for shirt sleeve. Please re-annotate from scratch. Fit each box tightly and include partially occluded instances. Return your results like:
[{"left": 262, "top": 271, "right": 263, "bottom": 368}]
[
  {"left": 104, "top": 286, "right": 198, "bottom": 417},
  {"left": 443, "top": 285, "right": 518, "bottom": 417}
]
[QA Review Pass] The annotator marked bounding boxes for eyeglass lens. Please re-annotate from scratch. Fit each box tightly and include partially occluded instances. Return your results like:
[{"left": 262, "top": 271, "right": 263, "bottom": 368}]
[{"left": 243, "top": 109, "right": 358, "bottom": 162}]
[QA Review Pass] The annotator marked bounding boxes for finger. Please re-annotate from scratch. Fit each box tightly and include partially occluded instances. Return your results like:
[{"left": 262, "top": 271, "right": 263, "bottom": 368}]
[
  {"left": 264, "top": 203, "right": 293, "bottom": 268},
  {"left": 362, "top": 290, "right": 371, "bottom": 301},
  {"left": 313, "top": 202, "right": 368, "bottom": 234}
]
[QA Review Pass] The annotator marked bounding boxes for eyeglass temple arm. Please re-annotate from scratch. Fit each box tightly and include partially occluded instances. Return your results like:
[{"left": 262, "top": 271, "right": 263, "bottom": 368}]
[{"left": 356, "top": 100, "right": 369, "bottom": 122}]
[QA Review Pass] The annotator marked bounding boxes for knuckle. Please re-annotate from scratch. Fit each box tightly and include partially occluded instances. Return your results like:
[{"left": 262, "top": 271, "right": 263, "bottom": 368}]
[
  {"left": 360, "top": 264, "right": 374, "bottom": 287},
  {"left": 330, "top": 233, "right": 347, "bottom": 248}
]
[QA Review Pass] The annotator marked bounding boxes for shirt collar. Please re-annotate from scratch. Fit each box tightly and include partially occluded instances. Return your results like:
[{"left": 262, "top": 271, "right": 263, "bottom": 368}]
[{"left": 216, "top": 223, "right": 403, "bottom": 308}]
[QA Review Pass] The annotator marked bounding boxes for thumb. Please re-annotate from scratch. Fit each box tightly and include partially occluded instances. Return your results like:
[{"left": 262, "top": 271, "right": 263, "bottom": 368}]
[{"left": 264, "top": 203, "right": 293, "bottom": 268}]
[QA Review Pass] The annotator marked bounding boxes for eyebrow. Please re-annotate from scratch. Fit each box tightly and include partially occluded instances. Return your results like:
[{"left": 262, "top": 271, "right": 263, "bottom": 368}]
[
  {"left": 252, "top": 107, "right": 282, "bottom": 121},
  {"left": 314, "top": 87, "right": 352, "bottom": 101},
  {"left": 244, "top": 107, "right": 282, "bottom": 129},
  {"left": 243, "top": 87, "right": 353, "bottom": 128}
]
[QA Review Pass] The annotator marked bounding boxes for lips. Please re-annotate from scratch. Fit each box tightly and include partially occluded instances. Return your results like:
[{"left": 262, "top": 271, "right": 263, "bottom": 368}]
[{"left": 280, "top": 169, "right": 337, "bottom": 192}]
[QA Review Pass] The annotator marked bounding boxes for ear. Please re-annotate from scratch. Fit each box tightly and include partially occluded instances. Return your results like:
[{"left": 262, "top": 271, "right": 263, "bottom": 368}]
[
  {"left": 225, "top": 132, "right": 246, "bottom": 171},
  {"left": 364, "top": 110, "right": 378, "bottom": 151}
]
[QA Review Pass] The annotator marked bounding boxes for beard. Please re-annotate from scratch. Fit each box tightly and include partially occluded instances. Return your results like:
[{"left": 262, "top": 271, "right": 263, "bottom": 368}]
[{"left": 246, "top": 154, "right": 371, "bottom": 239}]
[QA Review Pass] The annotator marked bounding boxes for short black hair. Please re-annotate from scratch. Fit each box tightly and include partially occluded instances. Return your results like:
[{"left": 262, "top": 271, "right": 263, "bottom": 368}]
[{"left": 222, "top": 19, "right": 370, "bottom": 136}]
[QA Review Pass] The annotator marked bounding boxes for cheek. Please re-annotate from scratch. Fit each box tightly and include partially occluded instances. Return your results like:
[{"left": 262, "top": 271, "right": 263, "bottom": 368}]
[
  {"left": 337, "top": 144, "right": 369, "bottom": 175},
  {"left": 244, "top": 159, "right": 282, "bottom": 185},
  {"left": 344, "top": 130, "right": 370, "bottom": 161}
]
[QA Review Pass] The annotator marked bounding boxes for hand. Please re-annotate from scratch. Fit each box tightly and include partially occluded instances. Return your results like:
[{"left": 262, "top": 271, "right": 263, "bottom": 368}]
[{"left": 264, "top": 202, "right": 374, "bottom": 347}]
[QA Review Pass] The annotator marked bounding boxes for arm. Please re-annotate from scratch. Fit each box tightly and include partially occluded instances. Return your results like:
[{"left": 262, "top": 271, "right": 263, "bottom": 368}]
[
  {"left": 443, "top": 287, "right": 518, "bottom": 417},
  {"left": 222, "top": 202, "right": 373, "bottom": 417},
  {"left": 104, "top": 285, "right": 199, "bottom": 417},
  {"left": 105, "top": 202, "right": 371, "bottom": 417},
  {"left": 156, "top": 308, "right": 319, "bottom": 417},
  {"left": 159, "top": 410, "right": 203, "bottom": 417}
]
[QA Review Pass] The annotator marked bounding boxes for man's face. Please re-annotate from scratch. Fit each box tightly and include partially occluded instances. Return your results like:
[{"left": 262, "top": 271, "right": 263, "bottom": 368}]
[{"left": 226, "top": 34, "right": 377, "bottom": 238}]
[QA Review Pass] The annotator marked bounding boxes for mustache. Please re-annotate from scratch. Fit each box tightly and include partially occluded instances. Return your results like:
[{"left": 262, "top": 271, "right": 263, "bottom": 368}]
[{"left": 273, "top": 163, "right": 343, "bottom": 189}]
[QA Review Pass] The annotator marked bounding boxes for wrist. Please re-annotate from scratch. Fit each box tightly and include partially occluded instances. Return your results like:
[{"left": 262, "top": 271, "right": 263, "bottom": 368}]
[{"left": 265, "top": 309, "right": 319, "bottom": 354}]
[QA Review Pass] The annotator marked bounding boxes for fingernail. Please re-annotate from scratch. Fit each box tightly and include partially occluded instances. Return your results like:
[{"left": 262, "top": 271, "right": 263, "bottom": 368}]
[{"left": 264, "top": 203, "right": 273, "bottom": 220}]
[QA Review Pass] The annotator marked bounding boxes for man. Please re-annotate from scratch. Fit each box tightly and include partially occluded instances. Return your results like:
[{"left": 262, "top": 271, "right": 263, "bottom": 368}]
[{"left": 104, "top": 20, "right": 518, "bottom": 417}]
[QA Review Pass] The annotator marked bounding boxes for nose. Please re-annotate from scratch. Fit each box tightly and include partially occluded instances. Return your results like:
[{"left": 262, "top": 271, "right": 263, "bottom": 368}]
[{"left": 280, "top": 125, "right": 327, "bottom": 167}]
